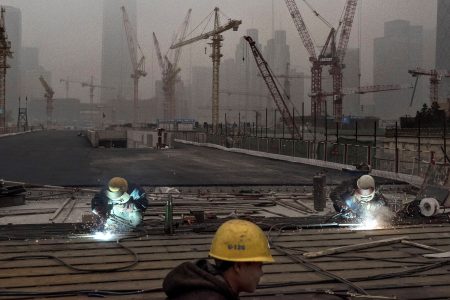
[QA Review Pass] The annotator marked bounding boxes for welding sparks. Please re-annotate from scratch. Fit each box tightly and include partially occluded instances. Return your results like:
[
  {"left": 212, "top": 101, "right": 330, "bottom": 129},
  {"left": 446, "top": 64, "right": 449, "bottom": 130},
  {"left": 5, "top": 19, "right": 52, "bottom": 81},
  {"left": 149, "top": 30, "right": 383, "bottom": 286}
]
[
  {"left": 93, "top": 231, "right": 115, "bottom": 241},
  {"left": 357, "top": 218, "right": 379, "bottom": 230}
]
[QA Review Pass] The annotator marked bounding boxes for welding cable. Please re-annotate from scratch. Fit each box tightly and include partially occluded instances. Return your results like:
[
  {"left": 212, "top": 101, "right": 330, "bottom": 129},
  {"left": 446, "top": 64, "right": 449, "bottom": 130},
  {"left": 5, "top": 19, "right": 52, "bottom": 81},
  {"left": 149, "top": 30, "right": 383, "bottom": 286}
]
[
  {"left": 266, "top": 223, "right": 369, "bottom": 295},
  {"left": 0, "top": 229, "right": 148, "bottom": 273},
  {"left": 271, "top": 243, "right": 369, "bottom": 295},
  {"left": 0, "top": 287, "right": 164, "bottom": 298}
]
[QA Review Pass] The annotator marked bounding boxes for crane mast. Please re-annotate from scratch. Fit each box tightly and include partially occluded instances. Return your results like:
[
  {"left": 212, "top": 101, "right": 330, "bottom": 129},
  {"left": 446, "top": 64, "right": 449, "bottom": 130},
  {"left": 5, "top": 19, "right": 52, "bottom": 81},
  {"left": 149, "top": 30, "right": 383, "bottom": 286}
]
[
  {"left": 38, "top": 75, "right": 55, "bottom": 128},
  {"left": 121, "top": 6, "right": 146, "bottom": 126},
  {"left": 244, "top": 36, "right": 300, "bottom": 137},
  {"left": 0, "top": 7, "right": 12, "bottom": 130},
  {"left": 171, "top": 7, "right": 241, "bottom": 129}
]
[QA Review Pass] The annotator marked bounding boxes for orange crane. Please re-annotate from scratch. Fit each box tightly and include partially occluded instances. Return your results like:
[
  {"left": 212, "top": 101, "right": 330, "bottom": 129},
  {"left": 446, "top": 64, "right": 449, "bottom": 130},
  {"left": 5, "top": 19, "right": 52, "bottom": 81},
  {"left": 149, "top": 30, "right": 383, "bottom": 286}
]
[
  {"left": 170, "top": 7, "right": 241, "bottom": 129},
  {"left": 0, "top": 7, "right": 12, "bottom": 130},
  {"left": 38, "top": 75, "right": 55, "bottom": 128},
  {"left": 59, "top": 77, "right": 81, "bottom": 98},
  {"left": 81, "top": 76, "right": 115, "bottom": 125},
  {"left": 284, "top": 0, "right": 358, "bottom": 122},
  {"left": 408, "top": 68, "right": 450, "bottom": 106},
  {"left": 121, "top": 6, "right": 146, "bottom": 126},
  {"left": 244, "top": 36, "right": 300, "bottom": 137},
  {"left": 153, "top": 9, "right": 191, "bottom": 120}
]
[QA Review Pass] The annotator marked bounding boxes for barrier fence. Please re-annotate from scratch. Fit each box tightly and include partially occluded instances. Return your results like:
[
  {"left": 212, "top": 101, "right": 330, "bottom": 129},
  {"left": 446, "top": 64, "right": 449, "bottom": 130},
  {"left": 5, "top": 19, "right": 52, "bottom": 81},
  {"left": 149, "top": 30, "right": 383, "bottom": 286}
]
[{"left": 175, "top": 131, "right": 433, "bottom": 178}]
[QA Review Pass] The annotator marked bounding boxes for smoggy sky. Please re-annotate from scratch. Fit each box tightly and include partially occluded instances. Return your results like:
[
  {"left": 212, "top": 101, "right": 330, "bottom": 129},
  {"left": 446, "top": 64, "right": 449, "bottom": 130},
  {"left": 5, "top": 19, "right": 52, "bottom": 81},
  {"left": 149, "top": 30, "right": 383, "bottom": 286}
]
[{"left": 1, "top": 0, "right": 438, "bottom": 103}]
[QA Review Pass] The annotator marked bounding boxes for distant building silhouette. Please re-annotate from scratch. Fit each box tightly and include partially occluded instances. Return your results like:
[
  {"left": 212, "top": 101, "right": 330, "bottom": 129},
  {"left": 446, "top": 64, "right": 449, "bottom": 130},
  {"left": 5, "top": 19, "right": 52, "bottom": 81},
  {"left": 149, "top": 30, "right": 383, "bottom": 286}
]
[
  {"left": 100, "top": 0, "right": 136, "bottom": 104},
  {"left": 436, "top": 0, "right": 450, "bottom": 100},
  {"left": 343, "top": 48, "right": 360, "bottom": 116},
  {"left": 373, "top": 20, "right": 424, "bottom": 120}
]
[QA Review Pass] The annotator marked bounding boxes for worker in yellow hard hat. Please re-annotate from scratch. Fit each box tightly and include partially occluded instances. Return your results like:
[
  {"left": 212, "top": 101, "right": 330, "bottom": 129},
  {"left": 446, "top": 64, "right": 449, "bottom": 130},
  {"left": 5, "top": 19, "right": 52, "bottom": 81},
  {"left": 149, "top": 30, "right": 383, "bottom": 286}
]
[
  {"left": 330, "top": 174, "right": 388, "bottom": 219},
  {"left": 163, "top": 219, "right": 274, "bottom": 299},
  {"left": 91, "top": 177, "right": 148, "bottom": 231}
]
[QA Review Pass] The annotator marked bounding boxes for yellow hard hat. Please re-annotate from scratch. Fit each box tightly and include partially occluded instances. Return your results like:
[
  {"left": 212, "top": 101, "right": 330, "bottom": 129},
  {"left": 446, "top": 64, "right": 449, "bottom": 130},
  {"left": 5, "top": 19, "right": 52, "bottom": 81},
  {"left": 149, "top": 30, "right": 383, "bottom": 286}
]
[
  {"left": 107, "top": 177, "right": 128, "bottom": 200},
  {"left": 209, "top": 219, "right": 274, "bottom": 263}
]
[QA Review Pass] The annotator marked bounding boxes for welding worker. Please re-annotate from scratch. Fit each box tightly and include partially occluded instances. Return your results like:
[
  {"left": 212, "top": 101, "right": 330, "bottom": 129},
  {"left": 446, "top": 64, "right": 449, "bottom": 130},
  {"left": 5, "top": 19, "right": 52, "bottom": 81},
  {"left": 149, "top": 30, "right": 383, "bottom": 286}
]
[
  {"left": 91, "top": 177, "right": 148, "bottom": 231},
  {"left": 330, "top": 174, "right": 388, "bottom": 219},
  {"left": 163, "top": 219, "right": 274, "bottom": 300}
]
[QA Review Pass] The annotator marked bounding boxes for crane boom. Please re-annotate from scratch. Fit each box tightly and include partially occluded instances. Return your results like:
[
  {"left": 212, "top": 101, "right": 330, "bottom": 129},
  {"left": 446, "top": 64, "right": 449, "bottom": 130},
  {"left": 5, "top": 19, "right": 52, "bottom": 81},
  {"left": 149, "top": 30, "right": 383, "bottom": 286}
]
[
  {"left": 152, "top": 32, "right": 166, "bottom": 72},
  {"left": 244, "top": 36, "right": 300, "bottom": 137},
  {"left": 170, "top": 18, "right": 241, "bottom": 49},
  {"left": 283, "top": 0, "right": 316, "bottom": 60},
  {"left": 408, "top": 68, "right": 450, "bottom": 105},
  {"left": 173, "top": 9, "right": 192, "bottom": 68},
  {"left": 39, "top": 75, "right": 54, "bottom": 128},
  {"left": 39, "top": 75, "right": 54, "bottom": 99},
  {"left": 336, "top": 0, "right": 358, "bottom": 62},
  {"left": 312, "top": 84, "right": 412, "bottom": 97},
  {"left": 121, "top": 6, "right": 146, "bottom": 126}
]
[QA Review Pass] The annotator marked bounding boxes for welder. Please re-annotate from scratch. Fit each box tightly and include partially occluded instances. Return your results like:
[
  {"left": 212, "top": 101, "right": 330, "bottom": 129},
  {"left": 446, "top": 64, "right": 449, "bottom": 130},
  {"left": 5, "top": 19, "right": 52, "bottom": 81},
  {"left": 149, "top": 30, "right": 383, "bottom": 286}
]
[
  {"left": 91, "top": 177, "right": 148, "bottom": 231},
  {"left": 163, "top": 219, "right": 274, "bottom": 299},
  {"left": 330, "top": 174, "right": 388, "bottom": 220}
]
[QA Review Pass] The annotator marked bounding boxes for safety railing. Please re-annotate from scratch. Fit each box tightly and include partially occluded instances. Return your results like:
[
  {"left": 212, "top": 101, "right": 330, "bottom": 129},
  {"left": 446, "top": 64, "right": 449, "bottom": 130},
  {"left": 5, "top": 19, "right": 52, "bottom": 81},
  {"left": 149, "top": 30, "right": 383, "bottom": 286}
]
[{"left": 175, "top": 131, "right": 433, "bottom": 178}]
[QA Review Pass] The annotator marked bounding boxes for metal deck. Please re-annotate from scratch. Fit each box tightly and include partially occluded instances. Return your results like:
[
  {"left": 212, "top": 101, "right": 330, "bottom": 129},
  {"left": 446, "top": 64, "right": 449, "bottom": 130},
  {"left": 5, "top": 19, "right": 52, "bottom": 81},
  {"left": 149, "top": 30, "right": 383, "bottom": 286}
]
[{"left": 1, "top": 222, "right": 450, "bottom": 299}]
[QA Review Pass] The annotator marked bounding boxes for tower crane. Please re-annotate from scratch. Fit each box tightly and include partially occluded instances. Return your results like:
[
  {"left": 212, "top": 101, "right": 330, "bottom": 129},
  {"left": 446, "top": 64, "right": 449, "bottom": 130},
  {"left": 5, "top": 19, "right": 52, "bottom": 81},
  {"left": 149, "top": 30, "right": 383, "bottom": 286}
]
[
  {"left": 121, "top": 6, "right": 146, "bottom": 126},
  {"left": 170, "top": 7, "right": 241, "bottom": 129},
  {"left": 59, "top": 77, "right": 81, "bottom": 98},
  {"left": 284, "top": 0, "right": 358, "bottom": 122},
  {"left": 38, "top": 75, "right": 54, "bottom": 128},
  {"left": 408, "top": 68, "right": 450, "bottom": 107},
  {"left": 153, "top": 9, "right": 192, "bottom": 120},
  {"left": 244, "top": 36, "right": 300, "bottom": 137},
  {"left": 0, "top": 7, "right": 12, "bottom": 130},
  {"left": 81, "top": 76, "right": 115, "bottom": 125}
]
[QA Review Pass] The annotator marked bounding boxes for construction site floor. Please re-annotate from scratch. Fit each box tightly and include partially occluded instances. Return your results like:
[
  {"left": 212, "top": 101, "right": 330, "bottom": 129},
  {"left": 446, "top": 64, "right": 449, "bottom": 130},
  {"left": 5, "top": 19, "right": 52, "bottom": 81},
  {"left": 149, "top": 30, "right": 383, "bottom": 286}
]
[{"left": 1, "top": 221, "right": 450, "bottom": 299}]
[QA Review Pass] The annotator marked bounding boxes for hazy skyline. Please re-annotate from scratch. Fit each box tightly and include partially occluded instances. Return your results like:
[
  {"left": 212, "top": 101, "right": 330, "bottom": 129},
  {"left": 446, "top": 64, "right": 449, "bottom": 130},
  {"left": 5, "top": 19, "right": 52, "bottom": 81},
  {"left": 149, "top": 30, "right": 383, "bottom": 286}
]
[{"left": 1, "top": 0, "right": 438, "bottom": 106}]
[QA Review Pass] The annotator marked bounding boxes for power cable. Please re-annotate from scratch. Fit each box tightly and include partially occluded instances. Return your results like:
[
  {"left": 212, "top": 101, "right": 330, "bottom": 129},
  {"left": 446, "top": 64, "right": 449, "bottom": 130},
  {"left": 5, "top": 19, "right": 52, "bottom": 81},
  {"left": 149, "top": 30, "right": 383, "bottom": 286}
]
[
  {"left": 267, "top": 223, "right": 369, "bottom": 295},
  {"left": 0, "top": 228, "right": 148, "bottom": 273},
  {"left": 0, "top": 287, "right": 163, "bottom": 298}
]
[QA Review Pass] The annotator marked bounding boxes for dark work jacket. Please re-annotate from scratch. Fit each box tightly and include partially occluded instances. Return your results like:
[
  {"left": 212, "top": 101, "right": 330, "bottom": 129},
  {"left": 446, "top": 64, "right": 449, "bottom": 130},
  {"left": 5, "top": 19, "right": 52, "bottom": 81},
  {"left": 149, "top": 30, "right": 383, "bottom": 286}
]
[
  {"left": 329, "top": 178, "right": 387, "bottom": 217},
  {"left": 163, "top": 259, "right": 239, "bottom": 300},
  {"left": 91, "top": 183, "right": 148, "bottom": 218}
]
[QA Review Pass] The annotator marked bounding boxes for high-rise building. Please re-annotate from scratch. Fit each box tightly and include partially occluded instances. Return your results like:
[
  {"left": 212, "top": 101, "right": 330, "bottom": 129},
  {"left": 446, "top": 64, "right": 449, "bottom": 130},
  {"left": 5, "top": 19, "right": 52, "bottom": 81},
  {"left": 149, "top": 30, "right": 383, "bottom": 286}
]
[
  {"left": 190, "top": 66, "right": 211, "bottom": 123},
  {"left": 373, "top": 20, "right": 423, "bottom": 120},
  {"left": 4, "top": 6, "right": 21, "bottom": 123},
  {"left": 263, "top": 30, "right": 291, "bottom": 113},
  {"left": 343, "top": 48, "right": 360, "bottom": 116},
  {"left": 436, "top": 0, "right": 450, "bottom": 100},
  {"left": 100, "top": 0, "right": 136, "bottom": 104}
]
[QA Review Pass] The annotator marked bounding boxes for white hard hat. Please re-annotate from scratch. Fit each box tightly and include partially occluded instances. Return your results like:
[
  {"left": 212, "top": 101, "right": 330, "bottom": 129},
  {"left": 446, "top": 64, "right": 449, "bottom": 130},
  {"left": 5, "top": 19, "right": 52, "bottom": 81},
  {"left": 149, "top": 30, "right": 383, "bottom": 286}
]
[
  {"left": 356, "top": 175, "right": 375, "bottom": 203},
  {"left": 357, "top": 175, "right": 375, "bottom": 190}
]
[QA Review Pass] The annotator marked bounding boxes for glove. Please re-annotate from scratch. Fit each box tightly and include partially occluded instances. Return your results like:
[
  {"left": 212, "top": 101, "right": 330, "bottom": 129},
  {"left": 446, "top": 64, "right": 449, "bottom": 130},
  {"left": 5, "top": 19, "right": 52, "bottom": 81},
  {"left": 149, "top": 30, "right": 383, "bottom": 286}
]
[{"left": 341, "top": 208, "right": 356, "bottom": 219}]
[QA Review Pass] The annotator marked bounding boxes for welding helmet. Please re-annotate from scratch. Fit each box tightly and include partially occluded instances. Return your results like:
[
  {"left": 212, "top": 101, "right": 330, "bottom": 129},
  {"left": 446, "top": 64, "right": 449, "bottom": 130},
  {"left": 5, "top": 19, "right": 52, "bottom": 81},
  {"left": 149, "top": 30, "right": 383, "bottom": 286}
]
[
  {"left": 355, "top": 175, "right": 375, "bottom": 203},
  {"left": 106, "top": 177, "right": 130, "bottom": 204},
  {"left": 209, "top": 219, "right": 274, "bottom": 263}
]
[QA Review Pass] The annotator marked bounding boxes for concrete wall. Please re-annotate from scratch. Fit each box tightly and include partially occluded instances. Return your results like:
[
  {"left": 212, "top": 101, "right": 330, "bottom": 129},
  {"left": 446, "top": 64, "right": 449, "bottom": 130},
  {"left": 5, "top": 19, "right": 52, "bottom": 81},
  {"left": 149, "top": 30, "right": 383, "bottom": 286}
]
[{"left": 126, "top": 129, "right": 174, "bottom": 149}]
